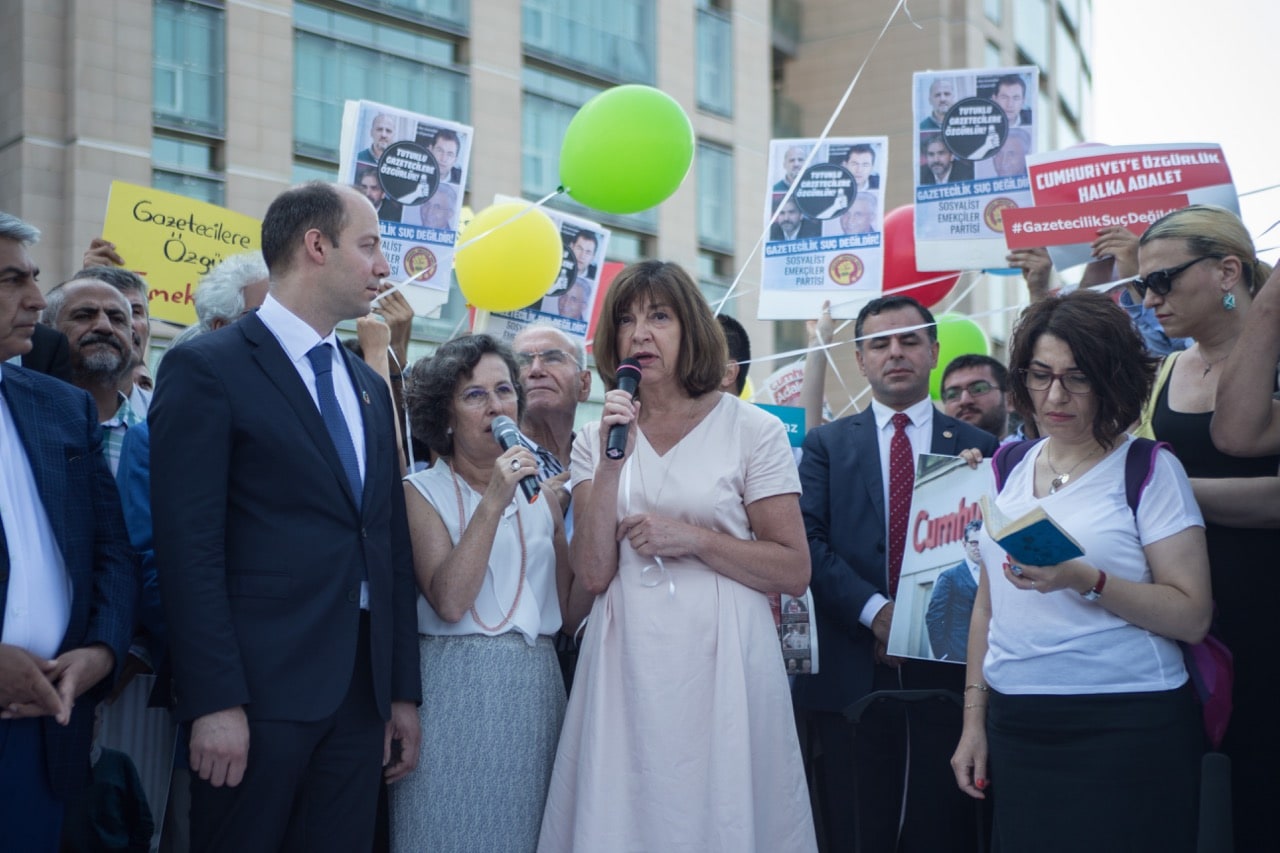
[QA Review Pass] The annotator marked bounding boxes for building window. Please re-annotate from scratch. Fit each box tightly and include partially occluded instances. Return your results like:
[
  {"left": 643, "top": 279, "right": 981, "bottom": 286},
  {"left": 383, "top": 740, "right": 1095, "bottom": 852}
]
[
  {"left": 696, "top": 250, "right": 734, "bottom": 313},
  {"left": 984, "top": 0, "right": 1002, "bottom": 26},
  {"left": 523, "top": 0, "right": 656, "bottom": 84},
  {"left": 153, "top": 0, "right": 226, "bottom": 201},
  {"left": 1012, "top": 0, "right": 1048, "bottom": 72},
  {"left": 522, "top": 67, "right": 657, "bottom": 230},
  {"left": 606, "top": 230, "right": 647, "bottom": 265},
  {"left": 153, "top": 0, "right": 225, "bottom": 134},
  {"left": 1054, "top": 23, "right": 1082, "bottom": 118},
  {"left": 697, "top": 141, "right": 734, "bottom": 252},
  {"left": 350, "top": 0, "right": 469, "bottom": 29},
  {"left": 984, "top": 39, "right": 1002, "bottom": 69},
  {"left": 696, "top": 3, "right": 733, "bottom": 116},
  {"left": 152, "top": 135, "right": 225, "bottom": 204},
  {"left": 293, "top": 2, "right": 469, "bottom": 163}
]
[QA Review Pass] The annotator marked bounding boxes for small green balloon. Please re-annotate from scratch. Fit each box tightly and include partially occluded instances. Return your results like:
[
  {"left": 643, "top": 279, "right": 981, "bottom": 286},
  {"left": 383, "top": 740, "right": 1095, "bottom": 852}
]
[
  {"left": 930, "top": 313, "right": 991, "bottom": 401},
  {"left": 559, "top": 85, "right": 695, "bottom": 215}
]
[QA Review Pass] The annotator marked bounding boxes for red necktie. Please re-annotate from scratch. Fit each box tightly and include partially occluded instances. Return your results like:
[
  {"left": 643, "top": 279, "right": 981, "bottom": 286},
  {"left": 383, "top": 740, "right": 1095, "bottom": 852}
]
[{"left": 887, "top": 412, "right": 914, "bottom": 598}]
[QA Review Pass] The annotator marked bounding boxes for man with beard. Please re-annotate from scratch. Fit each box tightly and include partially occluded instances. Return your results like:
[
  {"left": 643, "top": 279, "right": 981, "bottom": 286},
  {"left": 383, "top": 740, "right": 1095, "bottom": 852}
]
[
  {"left": 920, "top": 77, "right": 956, "bottom": 130},
  {"left": 42, "top": 279, "right": 138, "bottom": 475},
  {"left": 939, "top": 354, "right": 1010, "bottom": 440}
]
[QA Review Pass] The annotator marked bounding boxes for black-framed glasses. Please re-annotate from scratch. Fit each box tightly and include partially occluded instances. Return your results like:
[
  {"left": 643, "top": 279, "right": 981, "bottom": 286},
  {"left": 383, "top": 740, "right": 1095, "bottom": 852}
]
[
  {"left": 1132, "top": 255, "right": 1220, "bottom": 298},
  {"left": 1018, "top": 368, "right": 1092, "bottom": 395},
  {"left": 515, "top": 348, "right": 579, "bottom": 370},
  {"left": 941, "top": 380, "right": 997, "bottom": 402}
]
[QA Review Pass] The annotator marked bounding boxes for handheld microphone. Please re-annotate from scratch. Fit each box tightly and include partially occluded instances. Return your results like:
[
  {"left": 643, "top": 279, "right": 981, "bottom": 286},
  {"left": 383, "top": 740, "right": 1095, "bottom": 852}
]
[
  {"left": 605, "top": 358, "right": 642, "bottom": 460},
  {"left": 491, "top": 415, "right": 540, "bottom": 503}
]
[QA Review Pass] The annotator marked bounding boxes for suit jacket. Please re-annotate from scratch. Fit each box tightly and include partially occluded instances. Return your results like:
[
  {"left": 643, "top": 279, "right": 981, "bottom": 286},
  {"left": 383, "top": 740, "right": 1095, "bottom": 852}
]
[
  {"left": 926, "top": 561, "right": 979, "bottom": 662},
  {"left": 20, "top": 324, "right": 72, "bottom": 383},
  {"left": 148, "top": 313, "right": 420, "bottom": 724},
  {"left": 0, "top": 364, "right": 136, "bottom": 797},
  {"left": 793, "top": 408, "right": 997, "bottom": 713}
]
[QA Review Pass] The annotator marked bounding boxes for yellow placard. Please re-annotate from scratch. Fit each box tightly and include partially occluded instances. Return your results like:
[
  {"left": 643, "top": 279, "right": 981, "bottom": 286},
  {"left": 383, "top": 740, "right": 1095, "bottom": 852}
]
[{"left": 101, "top": 181, "right": 261, "bottom": 326}]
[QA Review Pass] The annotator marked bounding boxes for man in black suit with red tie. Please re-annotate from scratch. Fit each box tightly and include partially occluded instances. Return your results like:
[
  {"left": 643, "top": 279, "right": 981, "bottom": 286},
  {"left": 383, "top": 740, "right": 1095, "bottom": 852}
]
[
  {"left": 149, "top": 183, "right": 421, "bottom": 852},
  {"left": 795, "top": 296, "right": 997, "bottom": 852}
]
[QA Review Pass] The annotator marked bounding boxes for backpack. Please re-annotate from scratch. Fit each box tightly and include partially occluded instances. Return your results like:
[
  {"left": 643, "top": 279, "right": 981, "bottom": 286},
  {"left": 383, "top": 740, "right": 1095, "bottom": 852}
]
[{"left": 992, "top": 437, "right": 1233, "bottom": 750}]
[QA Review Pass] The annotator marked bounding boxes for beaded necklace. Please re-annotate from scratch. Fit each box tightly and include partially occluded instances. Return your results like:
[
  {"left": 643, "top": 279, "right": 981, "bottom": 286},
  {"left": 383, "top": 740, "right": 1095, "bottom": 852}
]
[{"left": 448, "top": 462, "right": 527, "bottom": 633}]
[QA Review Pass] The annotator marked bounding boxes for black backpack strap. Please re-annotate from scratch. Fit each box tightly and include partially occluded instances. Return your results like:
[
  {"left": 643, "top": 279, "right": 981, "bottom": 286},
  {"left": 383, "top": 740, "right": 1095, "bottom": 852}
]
[
  {"left": 1123, "top": 438, "right": 1172, "bottom": 516},
  {"left": 991, "top": 438, "right": 1044, "bottom": 494}
]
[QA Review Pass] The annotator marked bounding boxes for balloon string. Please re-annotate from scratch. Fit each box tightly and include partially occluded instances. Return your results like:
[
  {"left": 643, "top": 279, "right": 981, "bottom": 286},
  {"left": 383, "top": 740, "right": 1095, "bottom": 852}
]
[{"left": 713, "top": 0, "right": 915, "bottom": 317}]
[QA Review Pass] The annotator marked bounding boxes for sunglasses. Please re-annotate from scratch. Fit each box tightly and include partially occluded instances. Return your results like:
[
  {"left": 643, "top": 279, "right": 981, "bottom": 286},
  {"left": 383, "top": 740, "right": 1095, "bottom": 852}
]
[
  {"left": 1132, "top": 255, "right": 1219, "bottom": 298},
  {"left": 940, "top": 380, "right": 996, "bottom": 402}
]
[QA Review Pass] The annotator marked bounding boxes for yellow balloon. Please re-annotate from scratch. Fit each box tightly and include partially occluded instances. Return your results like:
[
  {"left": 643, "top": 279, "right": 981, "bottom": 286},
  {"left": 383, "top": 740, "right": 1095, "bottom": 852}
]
[
  {"left": 454, "top": 203, "right": 562, "bottom": 312},
  {"left": 739, "top": 375, "right": 755, "bottom": 400}
]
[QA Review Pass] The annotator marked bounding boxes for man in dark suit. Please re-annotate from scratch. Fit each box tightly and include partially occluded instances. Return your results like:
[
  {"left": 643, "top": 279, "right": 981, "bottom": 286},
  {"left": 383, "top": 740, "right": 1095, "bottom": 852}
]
[
  {"left": 20, "top": 324, "right": 72, "bottom": 382},
  {"left": 149, "top": 182, "right": 421, "bottom": 852},
  {"left": 926, "top": 520, "right": 983, "bottom": 662},
  {"left": 0, "top": 212, "right": 136, "bottom": 852},
  {"left": 794, "top": 295, "right": 997, "bottom": 853}
]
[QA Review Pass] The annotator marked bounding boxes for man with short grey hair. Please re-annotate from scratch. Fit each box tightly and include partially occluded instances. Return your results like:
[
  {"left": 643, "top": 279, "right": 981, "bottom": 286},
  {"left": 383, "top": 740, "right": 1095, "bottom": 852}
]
[
  {"left": 44, "top": 279, "right": 138, "bottom": 475},
  {"left": 169, "top": 252, "right": 269, "bottom": 350},
  {"left": 70, "top": 265, "right": 152, "bottom": 416}
]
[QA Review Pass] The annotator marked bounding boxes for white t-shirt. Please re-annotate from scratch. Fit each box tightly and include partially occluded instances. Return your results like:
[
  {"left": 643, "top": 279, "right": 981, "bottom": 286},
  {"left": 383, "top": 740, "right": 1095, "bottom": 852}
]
[{"left": 982, "top": 437, "right": 1203, "bottom": 695}]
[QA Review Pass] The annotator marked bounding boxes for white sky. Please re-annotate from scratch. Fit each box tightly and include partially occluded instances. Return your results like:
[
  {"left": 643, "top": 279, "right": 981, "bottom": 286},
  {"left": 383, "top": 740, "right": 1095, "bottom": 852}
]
[{"left": 1092, "top": 2, "right": 1280, "bottom": 263}]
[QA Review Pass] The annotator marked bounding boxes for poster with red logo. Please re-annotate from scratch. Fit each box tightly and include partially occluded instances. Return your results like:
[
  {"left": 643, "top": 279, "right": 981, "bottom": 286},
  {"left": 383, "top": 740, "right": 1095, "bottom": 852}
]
[
  {"left": 759, "top": 136, "right": 888, "bottom": 320},
  {"left": 912, "top": 67, "right": 1038, "bottom": 272},
  {"left": 887, "top": 455, "right": 992, "bottom": 663},
  {"left": 1023, "top": 143, "right": 1237, "bottom": 271},
  {"left": 338, "top": 99, "right": 473, "bottom": 317}
]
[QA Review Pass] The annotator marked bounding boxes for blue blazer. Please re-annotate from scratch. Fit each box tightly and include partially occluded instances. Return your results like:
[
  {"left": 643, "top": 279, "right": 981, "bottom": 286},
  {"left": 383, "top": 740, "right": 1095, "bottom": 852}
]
[
  {"left": 793, "top": 408, "right": 997, "bottom": 713},
  {"left": 926, "top": 561, "right": 979, "bottom": 662},
  {"left": 148, "top": 313, "right": 420, "bottom": 725},
  {"left": 0, "top": 364, "right": 137, "bottom": 797}
]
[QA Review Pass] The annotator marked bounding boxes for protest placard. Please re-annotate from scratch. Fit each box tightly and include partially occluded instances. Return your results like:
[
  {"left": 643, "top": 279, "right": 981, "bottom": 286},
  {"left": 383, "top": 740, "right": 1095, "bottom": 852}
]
[
  {"left": 887, "top": 454, "right": 992, "bottom": 663},
  {"left": 101, "top": 181, "right": 260, "bottom": 326},
  {"left": 759, "top": 137, "right": 888, "bottom": 320},
  {"left": 338, "top": 100, "right": 473, "bottom": 317},
  {"left": 1025, "top": 143, "right": 1237, "bottom": 271},
  {"left": 912, "top": 67, "right": 1038, "bottom": 272}
]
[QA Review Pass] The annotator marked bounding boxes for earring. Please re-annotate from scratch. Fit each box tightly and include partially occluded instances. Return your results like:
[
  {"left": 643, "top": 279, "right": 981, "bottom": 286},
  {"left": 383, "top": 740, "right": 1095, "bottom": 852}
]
[
  {"left": 1223, "top": 292, "right": 1237, "bottom": 311},
  {"left": 446, "top": 427, "right": 453, "bottom": 435}
]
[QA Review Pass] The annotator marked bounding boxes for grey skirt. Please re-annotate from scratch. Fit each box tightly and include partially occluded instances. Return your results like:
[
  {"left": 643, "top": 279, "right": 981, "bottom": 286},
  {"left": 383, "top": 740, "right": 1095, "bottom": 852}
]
[{"left": 389, "top": 632, "right": 566, "bottom": 853}]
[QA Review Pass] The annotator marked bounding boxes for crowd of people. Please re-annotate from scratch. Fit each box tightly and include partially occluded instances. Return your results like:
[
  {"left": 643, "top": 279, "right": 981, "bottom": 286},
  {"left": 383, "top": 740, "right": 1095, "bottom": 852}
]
[{"left": 1, "top": 182, "right": 1276, "bottom": 853}]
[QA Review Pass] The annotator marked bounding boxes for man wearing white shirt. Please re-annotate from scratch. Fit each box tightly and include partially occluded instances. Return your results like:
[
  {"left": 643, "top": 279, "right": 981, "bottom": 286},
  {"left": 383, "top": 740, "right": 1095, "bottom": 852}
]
[
  {"left": 149, "top": 183, "right": 421, "bottom": 852},
  {"left": 794, "top": 296, "right": 997, "bottom": 853}
]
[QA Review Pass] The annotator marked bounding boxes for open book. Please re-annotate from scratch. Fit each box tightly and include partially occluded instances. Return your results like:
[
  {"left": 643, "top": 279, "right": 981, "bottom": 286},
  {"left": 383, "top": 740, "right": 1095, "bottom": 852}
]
[{"left": 979, "top": 495, "right": 1084, "bottom": 566}]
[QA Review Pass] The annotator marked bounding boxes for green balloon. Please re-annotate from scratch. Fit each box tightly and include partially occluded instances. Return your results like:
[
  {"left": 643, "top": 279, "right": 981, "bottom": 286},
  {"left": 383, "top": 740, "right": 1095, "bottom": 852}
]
[
  {"left": 930, "top": 313, "right": 991, "bottom": 401},
  {"left": 560, "top": 85, "right": 695, "bottom": 215}
]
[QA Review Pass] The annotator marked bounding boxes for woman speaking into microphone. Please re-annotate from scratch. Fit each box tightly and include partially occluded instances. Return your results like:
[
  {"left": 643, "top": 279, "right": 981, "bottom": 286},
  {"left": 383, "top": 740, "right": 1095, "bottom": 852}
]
[
  {"left": 391, "top": 334, "right": 591, "bottom": 853},
  {"left": 537, "top": 261, "right": 817, "bottom": 851}
]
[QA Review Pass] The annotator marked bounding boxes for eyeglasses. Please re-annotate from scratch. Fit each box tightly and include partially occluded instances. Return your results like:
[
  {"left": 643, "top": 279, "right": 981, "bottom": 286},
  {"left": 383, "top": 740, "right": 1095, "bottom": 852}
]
[
  {"left": 941, "top": 380, "right": 997, "bottom": 402},
  {"left": 1132, "top": 255, "right": 1220, "bottom": 298},
  {"left": 1018, "top": 368, "right": 1091, "bottom": 395},
  {"left": 514, "top": 348, "right": 579, "bottom": 370},
  {"left": 457, "top": 383, "right": 518, "bottom": 409}
]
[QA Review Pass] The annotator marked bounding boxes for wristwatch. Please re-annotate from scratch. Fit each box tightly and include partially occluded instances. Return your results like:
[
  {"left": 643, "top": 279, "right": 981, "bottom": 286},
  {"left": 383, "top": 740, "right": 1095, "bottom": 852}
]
[{"left": 1082, "top": 569, "right": 1107, "bottom": 601}]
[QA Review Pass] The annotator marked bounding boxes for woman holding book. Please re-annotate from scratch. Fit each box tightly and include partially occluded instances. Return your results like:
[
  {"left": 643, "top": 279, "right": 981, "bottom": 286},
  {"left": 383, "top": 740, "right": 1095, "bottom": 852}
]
[
  {"left": 950, "top": 290, "right": 1211, "bottom": 853},
  {"left": 391, "top": 335, "right": 591, "bottom": 853},
  {"left": 1133, "top": 204, "right": 1280, "bottom": 846}
]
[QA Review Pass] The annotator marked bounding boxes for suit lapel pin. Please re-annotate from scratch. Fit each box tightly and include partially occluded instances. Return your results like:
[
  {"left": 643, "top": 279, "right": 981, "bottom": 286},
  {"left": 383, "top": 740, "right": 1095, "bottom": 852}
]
[
  {"left": 362, "top": 390, "right": 371, "bottom": 405},
  {"left": 943, "top": 429, "right": 954, "bottom": 439}
]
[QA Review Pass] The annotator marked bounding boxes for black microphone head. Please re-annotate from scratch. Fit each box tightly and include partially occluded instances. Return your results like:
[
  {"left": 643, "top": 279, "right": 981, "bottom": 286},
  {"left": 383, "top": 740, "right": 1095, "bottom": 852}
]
[
  {"left": 491, "top": 415, "right": 520, "bottom": 448},
  {"left": 616, "top": 358, "right": 642, "bottom": 393}
]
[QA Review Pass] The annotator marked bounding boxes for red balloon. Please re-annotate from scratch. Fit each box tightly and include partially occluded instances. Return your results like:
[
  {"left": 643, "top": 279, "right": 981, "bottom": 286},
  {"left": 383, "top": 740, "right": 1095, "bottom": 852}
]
[{"left": 882, "top": 205, "right": 959, "bottom": 309}]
